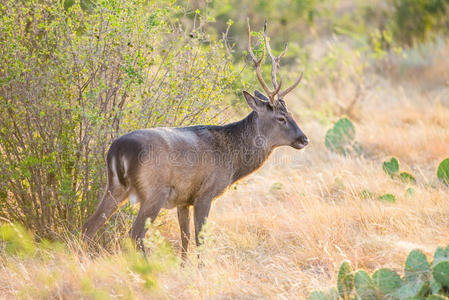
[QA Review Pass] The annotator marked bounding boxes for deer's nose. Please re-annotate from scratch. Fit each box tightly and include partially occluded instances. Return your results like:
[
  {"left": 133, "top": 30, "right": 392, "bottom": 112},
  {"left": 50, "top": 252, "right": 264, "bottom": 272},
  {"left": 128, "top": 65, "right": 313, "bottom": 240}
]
[{"left": 300, "top": 135, "right": 309, "bottom": 146}]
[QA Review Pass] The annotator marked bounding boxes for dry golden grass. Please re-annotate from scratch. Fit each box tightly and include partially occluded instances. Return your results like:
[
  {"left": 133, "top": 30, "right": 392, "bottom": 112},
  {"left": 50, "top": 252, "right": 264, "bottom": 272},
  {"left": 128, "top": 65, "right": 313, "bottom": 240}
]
[{"left": 1, "top": 43, "right": 449, "bottom": 300}]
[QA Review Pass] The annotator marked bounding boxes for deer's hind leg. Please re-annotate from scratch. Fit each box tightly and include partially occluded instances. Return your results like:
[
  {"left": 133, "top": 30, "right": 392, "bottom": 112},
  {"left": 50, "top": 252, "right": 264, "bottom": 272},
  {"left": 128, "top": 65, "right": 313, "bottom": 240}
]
[
  {"left": 129, "top": 187, "right": 170, "bottom": 252},
  {"left": 82, "top": 182, "right": 129, "bottom": 243}
]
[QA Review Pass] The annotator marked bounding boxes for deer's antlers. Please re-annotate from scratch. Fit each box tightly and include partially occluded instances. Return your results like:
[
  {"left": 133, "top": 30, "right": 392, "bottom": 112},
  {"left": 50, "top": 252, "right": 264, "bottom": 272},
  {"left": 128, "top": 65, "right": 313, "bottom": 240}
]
[{"left": 247, "top": 18, "right": 303, "bottom": 104}]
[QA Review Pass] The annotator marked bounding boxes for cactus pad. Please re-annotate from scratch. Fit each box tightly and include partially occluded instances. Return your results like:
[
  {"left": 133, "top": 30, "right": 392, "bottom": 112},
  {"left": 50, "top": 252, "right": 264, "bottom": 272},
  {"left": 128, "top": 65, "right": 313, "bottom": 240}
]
[
  {"left": 372, "top": 268, "right": 402, "bottom": 294},
  {"left": 379, "top": 193, "right": 396, "bottom": 203},
  {"left": 405, "top": 249, "right": 430, "bottom": 282},
  {"left": 337, "top": 261, "right": 354, "bottom": 299},
  {"left": 399, "top": 172, "right": 416, "bottom": 184},
  {"left": 433, "top": 261, "right": 449, "bottom": 287},
  {"left": 325, "top": 118, "right": 356, "bottom": 156},
  {"left": 437, "top": 158, "right": 449, "bottom": 186},
  {"left": 383, "top": 157, "right": 399, "bottom": 177},
  {"left": 354, "top": 270, "right": 377, "bottom": 299},
  {"left": 308, "top": 291, "right": 329, "bottom": 300}
]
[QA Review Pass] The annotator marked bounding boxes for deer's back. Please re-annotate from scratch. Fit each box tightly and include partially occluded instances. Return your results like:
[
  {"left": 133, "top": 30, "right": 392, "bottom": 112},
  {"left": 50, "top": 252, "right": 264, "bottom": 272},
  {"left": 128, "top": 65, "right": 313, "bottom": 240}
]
[{"left": 107, "top": 127, "right": 233, "bottom": 207}]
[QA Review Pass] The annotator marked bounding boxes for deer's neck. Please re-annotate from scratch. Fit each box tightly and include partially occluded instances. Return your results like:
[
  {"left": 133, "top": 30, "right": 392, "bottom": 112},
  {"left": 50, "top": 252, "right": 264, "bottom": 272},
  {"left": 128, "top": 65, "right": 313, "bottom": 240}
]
[{"left": 226, "top": 112, "right": 273, "bottom": 183}]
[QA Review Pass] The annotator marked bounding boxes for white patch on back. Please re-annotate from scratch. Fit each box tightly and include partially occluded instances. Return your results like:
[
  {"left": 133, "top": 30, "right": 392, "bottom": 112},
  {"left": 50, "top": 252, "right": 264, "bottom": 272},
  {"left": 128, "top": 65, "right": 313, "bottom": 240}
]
[
  {"left": 180, "top": 130, "right": 198, "bottom": 146},
  {"left": 155, "top": 128, "right": 198, "bottom": 149}
]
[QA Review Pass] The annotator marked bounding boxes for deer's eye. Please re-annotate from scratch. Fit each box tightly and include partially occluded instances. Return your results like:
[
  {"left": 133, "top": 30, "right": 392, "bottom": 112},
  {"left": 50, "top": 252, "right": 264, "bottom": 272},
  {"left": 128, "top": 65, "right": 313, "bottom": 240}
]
[{"left": 276, "top": 117, "right": 287, "bottom": 124}]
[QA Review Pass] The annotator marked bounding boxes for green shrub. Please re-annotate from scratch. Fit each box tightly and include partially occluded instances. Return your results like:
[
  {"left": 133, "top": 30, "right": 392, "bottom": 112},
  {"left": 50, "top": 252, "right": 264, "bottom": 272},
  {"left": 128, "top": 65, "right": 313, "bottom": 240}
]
[
  {"left": 389, "top": 0, "right": 449, "bottom": 47},
  {"left": 0, "top": 0, "right": 238, "bottom": 238},
  {"left": 308, "top": 245, "right": 449, "bottom": 299},
  {"left": 0, "top": 223, "right": 36, "bottom": 258}
]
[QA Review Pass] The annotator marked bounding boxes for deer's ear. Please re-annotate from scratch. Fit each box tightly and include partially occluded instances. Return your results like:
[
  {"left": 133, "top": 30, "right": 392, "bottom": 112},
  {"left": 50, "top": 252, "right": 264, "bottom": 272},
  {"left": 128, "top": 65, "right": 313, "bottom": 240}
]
[
  {"left": 254, "top": 90, "right": 270, "bottom": 102},
  {"left": 243, "top": 91, "right": 268, "bottom": 112}
]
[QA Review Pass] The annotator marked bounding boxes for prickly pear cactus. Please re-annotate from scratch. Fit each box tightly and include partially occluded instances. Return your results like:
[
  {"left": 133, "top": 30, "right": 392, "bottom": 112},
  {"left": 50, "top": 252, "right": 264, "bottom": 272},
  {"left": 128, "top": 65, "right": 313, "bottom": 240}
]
[
  {"left": 308, "top": 245, "right": 449, "bottom": 300},
  {"left": 405, "top": 187, "right": 415, "bottom": 198},
  {"left": 383, "top": 157, "right": 399, "bottom": 178},
  {"left": 308, "top": 291, "right": 329, "bottom": 300},
  {"left": 337, "top": 261, "right": 354, "bottom": 299},
  {"left": 354, "top": 270, "right": 377, "bottom": 299},
  {"left": 433, "top": 261, "right": 449, "bottom": 287},
  {"left": 372, "top": 268, "right": 402, "bottom": 294},
  {"left": 325, "top": 118, "right": 357, "bottom": 156},
  {"left": 379, "top": 193, "right": 396, "bottom": 203},
  {"left": 437, "top": 158, "right": 449, "bottom": 186},
  {"left": 382, "top": 157, "right": 417, "bottom": 185},
  {"left": 307, "top": 287, "right": 338, "bottom": 300},
  {"left": 405, "top": 249, "right": 430, "bottom": 281},
  {"left": 390, "top": 279, "right": 430, "bottom": 299},
  {"left": 399, "top": 172, "right": 416, "bottom": 184},
  {"left": 433, "top": 246, "right": 449, "bottom": 264}
]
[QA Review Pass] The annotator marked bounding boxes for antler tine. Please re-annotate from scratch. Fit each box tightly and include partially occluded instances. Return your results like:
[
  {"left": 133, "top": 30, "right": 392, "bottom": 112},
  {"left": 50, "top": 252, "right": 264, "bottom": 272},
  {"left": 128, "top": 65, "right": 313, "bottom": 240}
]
[
  {"left": 273, "top": 77, "right": 282, "bottom": 98},
  {"left": 279, "top": 43, "right": 288, "bottom": 58},
  {"left": 264, "top": 18, "right": 290, "bottom": 104},
  {"left": 264, "top": 18, "right": 283, "bottom": 94},
  {"left": 263, "top": 19, "right": 278, "bottom": 91},
  {"left": 247, "top": 18, "right": 273, "bottom": 102},
  {"left": 248, "top": 18, "right": 303, "bottom": 100},
  {"left": 246, "top": 18, "right": 263, "bottom": 65},
  {"left": 279, "top": 69, "right": 304, "bottom": 98}
]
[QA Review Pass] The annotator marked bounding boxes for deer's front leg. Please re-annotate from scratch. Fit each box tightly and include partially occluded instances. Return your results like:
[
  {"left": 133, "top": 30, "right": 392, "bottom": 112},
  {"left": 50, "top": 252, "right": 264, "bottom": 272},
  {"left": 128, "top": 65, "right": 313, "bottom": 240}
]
[
  {"left": 193, "top": 200, "right": 212, "bottom": 248},
  {"left": 177, "top": 205, "right": 190, "bottom": 260}
]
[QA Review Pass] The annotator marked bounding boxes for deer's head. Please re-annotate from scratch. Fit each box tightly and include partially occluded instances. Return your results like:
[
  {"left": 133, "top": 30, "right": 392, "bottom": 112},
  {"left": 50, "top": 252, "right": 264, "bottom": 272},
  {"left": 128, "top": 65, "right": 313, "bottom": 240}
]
[{"left": 244, "top": 19, "right": 308, "bottom": 150}]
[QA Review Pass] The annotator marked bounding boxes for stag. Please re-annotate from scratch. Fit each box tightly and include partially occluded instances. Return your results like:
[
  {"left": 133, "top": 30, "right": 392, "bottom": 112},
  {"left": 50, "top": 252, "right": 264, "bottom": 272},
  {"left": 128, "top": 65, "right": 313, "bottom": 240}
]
[{"left": 82, "top": 19, "right": 308, "bottom": 258}]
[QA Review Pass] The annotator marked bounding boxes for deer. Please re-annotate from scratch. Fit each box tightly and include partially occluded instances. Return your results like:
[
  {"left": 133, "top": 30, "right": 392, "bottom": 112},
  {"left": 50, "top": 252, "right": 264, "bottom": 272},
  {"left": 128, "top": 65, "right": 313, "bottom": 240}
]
[{"left": 81, "top": 19, "right": 308, "bottom": 259}]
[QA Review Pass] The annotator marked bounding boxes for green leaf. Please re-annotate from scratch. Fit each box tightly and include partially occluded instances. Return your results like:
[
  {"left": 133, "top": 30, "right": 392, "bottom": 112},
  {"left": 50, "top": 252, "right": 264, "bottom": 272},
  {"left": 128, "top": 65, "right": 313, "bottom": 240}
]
[
  {"left": 383, "top": 157, "right": 399, "bottom": 177},
  {"left": 337, "top": 261, "right": 354, "bottom": 299},
  {"left": 372, "top": 268, "right": 402, "bottom": 294},
  {"left": 379, "top": 193, "right": 396, "bottom": 203},
  {"left": 437, "top": 158, "right": 449, "bottom": 186}
]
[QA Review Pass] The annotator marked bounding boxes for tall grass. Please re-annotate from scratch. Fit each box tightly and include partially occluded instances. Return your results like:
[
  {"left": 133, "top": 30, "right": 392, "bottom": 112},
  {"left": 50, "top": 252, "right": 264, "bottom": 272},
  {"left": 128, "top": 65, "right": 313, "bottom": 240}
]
[{"left": 1, "top": 36, "right": 448, "bottom": 298}]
